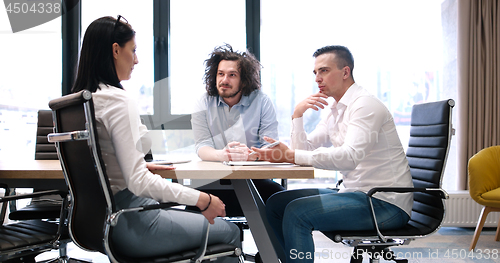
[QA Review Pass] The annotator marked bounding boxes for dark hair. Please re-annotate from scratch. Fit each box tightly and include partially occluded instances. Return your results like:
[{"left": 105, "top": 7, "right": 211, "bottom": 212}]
[
  {"left": 203, "top": 44, "right": 262, "bottom": 97},
  {"left": 313, "top": 45, "right": 354, "bottom": 79},
  {"left": 72, "top": 16, "right": 136, "bottom": 93}
]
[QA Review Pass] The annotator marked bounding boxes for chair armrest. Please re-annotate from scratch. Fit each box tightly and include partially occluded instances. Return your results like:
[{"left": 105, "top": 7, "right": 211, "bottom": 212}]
[
  {"left": 140, "top": 202, "right": 181, "bottom": 212},
  {"left": 0, "top": 189, "right": 67, "bottom": 203},
  {"left": 364, "top": 186, "right": 448, "bottom": 242},
  {"left": 47, "top": 130, "right": 89, "bottom": 142},
  {"left": 109, "top": 202, "right": 181, "bottom": 226},
  {"left": 0, "top": 188, "right": 68, "bottom": 226},
  {"left": 366, "top": 187, "right": 449, "bottom": 199}
]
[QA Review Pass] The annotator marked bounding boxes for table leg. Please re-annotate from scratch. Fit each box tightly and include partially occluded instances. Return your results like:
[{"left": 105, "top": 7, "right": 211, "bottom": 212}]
[{"left": 231, "top": 179, "right": 284, "bottom": 263}]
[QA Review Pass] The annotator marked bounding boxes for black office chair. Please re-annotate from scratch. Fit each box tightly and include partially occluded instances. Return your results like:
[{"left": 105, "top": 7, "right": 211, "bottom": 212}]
[
  {"left": 322, "top": 99, "right": 454, "bottom": 263},
  {"left": 9, "top": 110, "right": 65, "bottom": 221},
  {"left": 0, "top": 183, "right": 67, "bottom": 263},
  {"left": 47, "top": 90, "right": 243, "bottom": 263},
  {"left": 35, "top": 109, "right": 59, "bottom": 160}
]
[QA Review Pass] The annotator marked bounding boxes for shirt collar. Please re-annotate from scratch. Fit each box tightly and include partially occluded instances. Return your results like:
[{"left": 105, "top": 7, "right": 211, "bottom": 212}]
[
  {"left": 330, "top": 83, "right": 360, "bottom": 110},
  {"left": 216, "top": 89, "right": 259, "bottom": 108},
  {"left": 216, "top": 96, "right": 226, "bottom": 107}
]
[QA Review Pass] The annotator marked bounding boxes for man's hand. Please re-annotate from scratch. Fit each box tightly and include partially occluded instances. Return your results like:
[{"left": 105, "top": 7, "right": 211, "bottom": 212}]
[
  {"left": 292, "top": 92, "right": 329, "bottom": 119},
  {"left": 251, "top": 137, "right": 295, "bottom": 164},
  {"left": 222, "top": 141, "right": 251, "bottom": 161}
]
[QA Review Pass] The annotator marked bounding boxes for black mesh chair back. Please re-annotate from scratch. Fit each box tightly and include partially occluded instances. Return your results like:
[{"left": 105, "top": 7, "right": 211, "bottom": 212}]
[
  {"left": 49, "top": 91, "right": 110, "bottom": 254},
  {"left": 322, "top": 99, "right": 454, "bottom": 263},
  {"left": 48, "top": 90, "right": 242, "bottom": 263}
]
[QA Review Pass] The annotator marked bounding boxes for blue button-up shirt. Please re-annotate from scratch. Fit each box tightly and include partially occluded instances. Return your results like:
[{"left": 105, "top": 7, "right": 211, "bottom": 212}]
[{"left": 191, "top": 89, "right": 279, "bottom": 153}]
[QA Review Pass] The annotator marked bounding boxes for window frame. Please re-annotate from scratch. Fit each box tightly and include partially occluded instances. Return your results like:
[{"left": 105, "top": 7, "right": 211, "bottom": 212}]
[
  {"left": 63, "top": 0, "right": 259, "bottom": 130},
  {"left": 147, "top": 0, "right": 260, "bottom": 130},
  {"left": 62, "top": 0, "right": 81, "bottom": 96}
]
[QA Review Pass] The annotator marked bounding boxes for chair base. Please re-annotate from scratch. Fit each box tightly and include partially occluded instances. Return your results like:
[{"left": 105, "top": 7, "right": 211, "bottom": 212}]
[
  {"left": 470, "top": 206, "right": 500, "bottom": 251},
  {"left": 36, "top": 238, "right": 91, "bottom": 263},
  {"left": 40, "top": 257, "right": 91, "bottom": 263}
]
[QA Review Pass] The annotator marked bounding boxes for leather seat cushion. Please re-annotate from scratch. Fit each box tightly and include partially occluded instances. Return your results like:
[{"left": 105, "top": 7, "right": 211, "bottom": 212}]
[{"left": 0, "top": 220, "right": 58, "bottom": 251}]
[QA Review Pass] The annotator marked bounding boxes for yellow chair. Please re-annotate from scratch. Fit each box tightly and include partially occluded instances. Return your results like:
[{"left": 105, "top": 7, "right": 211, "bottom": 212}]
[{"left": 468, "top": 145, "right": 500, "bottom": 251}]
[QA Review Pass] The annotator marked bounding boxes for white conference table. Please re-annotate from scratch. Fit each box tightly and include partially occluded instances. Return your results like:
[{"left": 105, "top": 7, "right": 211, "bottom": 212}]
[{"left": 0, "top": 159, "right": 314, "bottom": 263}]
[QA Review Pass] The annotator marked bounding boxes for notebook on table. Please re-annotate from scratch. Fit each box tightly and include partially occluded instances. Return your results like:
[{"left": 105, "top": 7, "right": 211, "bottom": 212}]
[
  {"left": 222, "top": 161, "right": 295, "bottom": 166},
  {"left": 144, "top": 151, "right": 191, "bottom": 165}
]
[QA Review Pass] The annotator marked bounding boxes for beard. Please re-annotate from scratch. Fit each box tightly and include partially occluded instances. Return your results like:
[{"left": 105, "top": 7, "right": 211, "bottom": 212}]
[{"left": 218, "top": 85, "right": 242, "bottom": 99}]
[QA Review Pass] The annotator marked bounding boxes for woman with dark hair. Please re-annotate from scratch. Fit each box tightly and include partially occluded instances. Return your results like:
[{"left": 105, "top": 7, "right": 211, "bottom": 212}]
[{"left": 72, "top": 16, "right": 240, "bottom": 261}]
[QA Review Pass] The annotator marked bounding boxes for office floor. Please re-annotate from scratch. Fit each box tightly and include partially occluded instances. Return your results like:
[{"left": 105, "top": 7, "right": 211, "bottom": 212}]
[{"left": 35, "top": 227, "right": 500, "bottom": 263}]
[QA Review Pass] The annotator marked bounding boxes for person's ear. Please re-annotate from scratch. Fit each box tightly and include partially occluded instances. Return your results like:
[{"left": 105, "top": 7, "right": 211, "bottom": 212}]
[
  {"left": 343, "top": 66, "right": 350, "bottom": 79},
  {"left": 112, "top": 43, "right": 120, "bottom": 59}
]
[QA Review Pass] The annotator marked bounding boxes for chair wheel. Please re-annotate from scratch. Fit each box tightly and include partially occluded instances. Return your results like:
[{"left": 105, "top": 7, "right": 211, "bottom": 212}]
[{"left": 334, "top": 234, "right": 342, "bottom": 243}]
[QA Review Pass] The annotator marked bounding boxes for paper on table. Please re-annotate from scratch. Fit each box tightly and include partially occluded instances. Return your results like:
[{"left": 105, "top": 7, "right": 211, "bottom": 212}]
[
  {"left": 223, "top": 161, "right": 295, "bottom": 166},
  {"left": 148, "top": 158, "right": 192, "bottom": 165}
]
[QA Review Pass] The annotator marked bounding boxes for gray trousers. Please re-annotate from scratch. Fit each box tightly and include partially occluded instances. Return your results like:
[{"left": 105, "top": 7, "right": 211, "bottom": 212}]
[{"left": 111, "top": 189, "right": 241, "bottom": 262}]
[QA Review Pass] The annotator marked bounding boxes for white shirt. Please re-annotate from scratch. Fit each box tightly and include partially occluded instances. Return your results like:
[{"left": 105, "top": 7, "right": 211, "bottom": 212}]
[
  {"left": 292, "top": 83, "right": 413, "bottom": 215},
  {"left": 93, "top": 83, "right": 200, "bottom": 205}
]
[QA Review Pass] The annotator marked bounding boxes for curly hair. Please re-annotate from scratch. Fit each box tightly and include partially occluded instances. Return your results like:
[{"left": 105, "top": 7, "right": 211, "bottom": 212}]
[{"left": 204, "top": 44, "right": 262, "bottom": 97}]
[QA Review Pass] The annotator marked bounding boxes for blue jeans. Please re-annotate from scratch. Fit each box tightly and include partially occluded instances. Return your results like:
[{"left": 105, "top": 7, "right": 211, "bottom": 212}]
[
  {"left": 266, "top": 188, "right": 410, "bottom": 263},
  {"left": 111, "top": 189, "right": 241, "bottom": 263}
]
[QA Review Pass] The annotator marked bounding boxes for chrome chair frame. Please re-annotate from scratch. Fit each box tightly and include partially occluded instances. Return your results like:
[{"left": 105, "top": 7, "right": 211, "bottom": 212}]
[
  {"left": 322, "top": 99, "right": 455, "bottom": 263},
  {"left": 48, "top": 90, "right": 242, "bottom": 263}
]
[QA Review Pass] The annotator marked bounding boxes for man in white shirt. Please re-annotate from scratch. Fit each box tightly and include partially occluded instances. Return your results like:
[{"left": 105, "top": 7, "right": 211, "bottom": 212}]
[{"left": 252, "top": 45, "right": 413, "bottom": 263}]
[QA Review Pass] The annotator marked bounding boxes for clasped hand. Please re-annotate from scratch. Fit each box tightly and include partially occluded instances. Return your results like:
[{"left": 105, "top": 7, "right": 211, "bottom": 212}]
[{"left": 223, "top": 141, "right": 252, "bottom": 161}]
